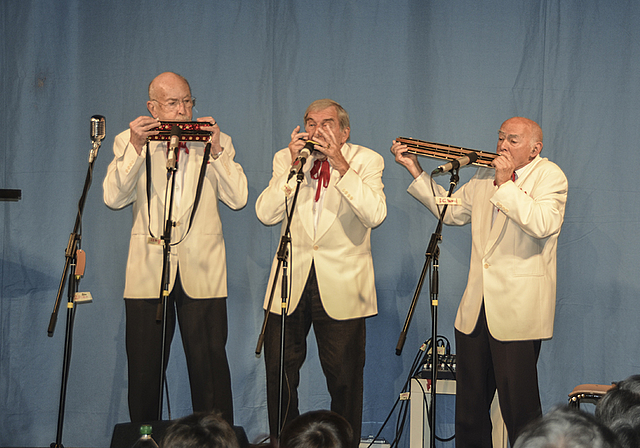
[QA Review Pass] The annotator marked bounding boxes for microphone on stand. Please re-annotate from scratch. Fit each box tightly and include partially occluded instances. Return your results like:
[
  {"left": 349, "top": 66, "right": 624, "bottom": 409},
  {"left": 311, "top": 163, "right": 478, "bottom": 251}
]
[
  {"left": 431, "top": 151, "right": 478, "bottom": 175},
  {"left": 166, "top": 125, "right": 182, "bottom": 171},
  {"left": 287, "top": 140, "right": 316, "bottom": 180},
  {"left": 89, "top": 115, "right": 106, "bottom": 163}
]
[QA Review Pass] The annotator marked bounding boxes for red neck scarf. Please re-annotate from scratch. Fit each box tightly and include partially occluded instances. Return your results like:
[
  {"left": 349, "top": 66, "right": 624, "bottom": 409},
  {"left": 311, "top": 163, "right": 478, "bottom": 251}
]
[{"left": 310, "top": 159, "right": 331, "bottom": 201}]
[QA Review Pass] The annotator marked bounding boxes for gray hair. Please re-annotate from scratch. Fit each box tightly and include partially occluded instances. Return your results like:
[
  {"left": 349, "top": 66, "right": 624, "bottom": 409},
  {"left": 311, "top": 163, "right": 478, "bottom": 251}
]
[
  {"left": 513, "top": 406, "right": 620, "bottom": 448},
  {"left": 304, "top": 99, "right": 350, "bottom": 131}
]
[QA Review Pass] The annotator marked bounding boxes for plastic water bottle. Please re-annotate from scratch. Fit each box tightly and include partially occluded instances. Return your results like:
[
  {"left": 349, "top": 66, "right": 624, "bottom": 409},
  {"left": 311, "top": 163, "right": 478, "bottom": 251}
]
[{"left": 131, "top": 424, "right": 159, "bottom": 448}]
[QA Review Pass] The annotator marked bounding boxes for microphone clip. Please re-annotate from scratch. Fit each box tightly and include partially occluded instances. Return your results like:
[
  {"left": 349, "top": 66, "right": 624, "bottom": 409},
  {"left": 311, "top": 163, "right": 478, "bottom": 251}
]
[
  {"left": 89, "top": 140, "right": 102, "bottom": 164},
  {"left": 166, "top": 125, "right": 182, "bottom": 171}
]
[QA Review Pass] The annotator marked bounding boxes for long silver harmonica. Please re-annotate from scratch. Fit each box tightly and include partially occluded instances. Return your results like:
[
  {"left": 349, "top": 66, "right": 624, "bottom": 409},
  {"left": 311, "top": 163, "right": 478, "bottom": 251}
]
[{"left": 148, "top": 121, "right": 213, "bottom": 142}]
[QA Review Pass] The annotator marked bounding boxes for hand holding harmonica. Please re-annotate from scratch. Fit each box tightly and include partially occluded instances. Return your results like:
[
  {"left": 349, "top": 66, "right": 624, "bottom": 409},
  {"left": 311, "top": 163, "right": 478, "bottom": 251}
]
[
  {"left": 130, "top": 116, "right": 161, "bottom": 155},
  {"left": 391, "top": 138, "right": 424, "bottom": 179},
  {"left": 195, "top": 117, "right": 223, "bottom": 157},
  {"left": 288, "top": 125, "right": 312, "bottom": 163}
]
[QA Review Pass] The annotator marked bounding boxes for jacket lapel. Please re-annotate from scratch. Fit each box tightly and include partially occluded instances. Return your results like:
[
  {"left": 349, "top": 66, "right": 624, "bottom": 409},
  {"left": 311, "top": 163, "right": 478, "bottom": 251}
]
[
  {"left": 315, "top": 169, "right": 341, "bottom": 240},
  {"left": 150, "top": 141, "right": 201, "bottom": 233},
  {"left": 482, "top": 157, "right": 541, "bottom": 256},
  {"left": 481, "top": 181, "right": 502, "bottom": 256},
  {"left": 315, "top": 143, "right": 352, "bottom": 241},
  {"left": 177, "top": 142, "right": 200, "bottom": 223},
  {"left": 297, "top": 172, "right": 317, "bottom": 240},
  {"left": 150, "top": 142, "right": 168, "bottom": 204}
]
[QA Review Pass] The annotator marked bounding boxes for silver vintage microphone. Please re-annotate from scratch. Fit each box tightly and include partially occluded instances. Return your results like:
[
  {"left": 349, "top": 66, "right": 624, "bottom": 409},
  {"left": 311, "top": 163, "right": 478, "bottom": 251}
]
[{"left": 89, "top": 115, "right": 106, "bottom": 163}]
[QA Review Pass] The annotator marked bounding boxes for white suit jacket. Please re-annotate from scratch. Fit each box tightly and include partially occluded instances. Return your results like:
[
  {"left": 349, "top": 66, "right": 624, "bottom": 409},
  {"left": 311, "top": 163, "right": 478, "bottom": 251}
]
[
  {"left": 408, "top": 156, "right": 567, "bottom": 341},
  {"left": 103, "top": 129, "right": 247, "bottom": 299},
  {"left": 255, "top": 143, "right": 387, "bottom": 320}
]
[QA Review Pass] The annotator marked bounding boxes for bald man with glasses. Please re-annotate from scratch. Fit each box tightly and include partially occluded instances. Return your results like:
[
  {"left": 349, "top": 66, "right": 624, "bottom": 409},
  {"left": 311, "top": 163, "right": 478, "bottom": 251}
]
[{"left": 104, "top": 72, "right": 247, "bottom": 424}]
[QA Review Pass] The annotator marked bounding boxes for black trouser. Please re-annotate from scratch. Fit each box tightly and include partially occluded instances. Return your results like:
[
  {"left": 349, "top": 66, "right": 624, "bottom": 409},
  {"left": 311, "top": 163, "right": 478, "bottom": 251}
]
[
  {"left": 124, "top": 272, "right": 233, "bottom": 425},
  {"left": 455, "top": 303, "right": 541, "bottom": 447},
  {"left": 264, "top": 265, "right": 365, "bottom": 448}
]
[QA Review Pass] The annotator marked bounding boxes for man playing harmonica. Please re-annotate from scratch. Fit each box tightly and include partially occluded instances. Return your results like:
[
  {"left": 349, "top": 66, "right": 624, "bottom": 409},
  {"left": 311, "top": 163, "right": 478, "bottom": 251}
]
[
  {"left": 103, "top": 72, "right": 247, "bottom": 425},
  {"left": 256, "top": 99, "right": 387, "bottom": 447},
  {"left": 391, "top": 117, "right": 568, "bottom": 447}
]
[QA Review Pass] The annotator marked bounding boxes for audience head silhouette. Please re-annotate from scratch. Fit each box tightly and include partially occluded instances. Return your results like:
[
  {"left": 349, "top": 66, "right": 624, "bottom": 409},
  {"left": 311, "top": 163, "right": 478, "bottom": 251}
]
[
  {"left": 596, "top": 374, "right": 640, "bottom": 448},
  {"left": 160, "top": 412, "right": 240, "bottom": 448},
  {"left": 513, "top": 406, "right": 620, "bottom": 448},
  {"left": 279, "top": 410, "right": 353, "bottom": 448}
]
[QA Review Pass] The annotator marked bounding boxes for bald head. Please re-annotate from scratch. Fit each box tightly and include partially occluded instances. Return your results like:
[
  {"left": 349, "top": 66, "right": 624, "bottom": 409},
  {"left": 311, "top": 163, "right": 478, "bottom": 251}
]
[
  {"left": 502, "top": 117, "right": 543, "bottom": 148},
  {"left": 147, "top": 72, "right": 193, "bottom": 121},
  {"left": 148, "top": 72, "right": 190, "bottom": 100}
]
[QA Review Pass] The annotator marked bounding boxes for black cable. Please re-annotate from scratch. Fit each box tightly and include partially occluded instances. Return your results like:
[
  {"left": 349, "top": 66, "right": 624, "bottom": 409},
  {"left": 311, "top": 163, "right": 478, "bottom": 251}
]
[{"left": 364, "top": 340, "right": 428, "bottom": 448}]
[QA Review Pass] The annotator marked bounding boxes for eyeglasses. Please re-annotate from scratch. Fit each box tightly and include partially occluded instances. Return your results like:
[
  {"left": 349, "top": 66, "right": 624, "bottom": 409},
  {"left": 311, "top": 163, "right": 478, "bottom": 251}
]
[{"left": 151, "top": 97, "right": 196, "bottom": 110}]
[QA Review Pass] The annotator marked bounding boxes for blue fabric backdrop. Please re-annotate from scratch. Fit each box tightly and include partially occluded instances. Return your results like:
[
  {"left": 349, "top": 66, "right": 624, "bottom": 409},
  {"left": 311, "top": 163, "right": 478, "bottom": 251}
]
[{"left": 2, "top": 0, "right": 640, "bottom": 446}]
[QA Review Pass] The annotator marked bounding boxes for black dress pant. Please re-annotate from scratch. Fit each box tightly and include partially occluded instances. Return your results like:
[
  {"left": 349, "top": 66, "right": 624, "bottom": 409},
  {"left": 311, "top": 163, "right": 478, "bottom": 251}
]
[
  {"left": 124, "top": 272, "right": 233, "bottom": 425},
  {"left": 264, "top": 264, "right": 365, "bottom": 448},
  {"left": 455, "top": 303, "right": 542, "bottom": 447}
]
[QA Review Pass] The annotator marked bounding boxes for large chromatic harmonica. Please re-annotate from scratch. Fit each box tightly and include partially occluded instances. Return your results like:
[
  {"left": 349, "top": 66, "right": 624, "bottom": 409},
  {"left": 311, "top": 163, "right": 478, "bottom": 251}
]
[
  {"left": 397, "top": 137, "right": 498, "bottom": 167},
  {"left": 148, "top": 121, "right": 214, "bottom": 142}
]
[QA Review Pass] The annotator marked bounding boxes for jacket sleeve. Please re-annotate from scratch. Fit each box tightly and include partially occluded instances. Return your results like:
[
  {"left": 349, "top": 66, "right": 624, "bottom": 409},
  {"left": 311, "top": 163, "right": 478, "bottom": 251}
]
[
  {"left": 334, "top": 151, "right": 387, "bottom": 228},
  {"left": 103, "top": 130, "right": 146, "bottom": 210},
  {"left": 491, "top": 162, "right": 568, "bottom": 239},
  {"left": 407, "top": 170, "right": 478, "bottom": 226},
  {"left": 209, "top": 133, "right": 248, "bottom": 210},
  {"left": 255, "top": 148, "right": 303, "bottom": 226}
]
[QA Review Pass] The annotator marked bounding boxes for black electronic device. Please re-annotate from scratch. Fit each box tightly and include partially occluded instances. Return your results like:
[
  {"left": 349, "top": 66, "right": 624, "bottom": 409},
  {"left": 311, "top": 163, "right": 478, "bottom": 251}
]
[{"left": 416, "top": 353, "right": 457, "bottom": 380}]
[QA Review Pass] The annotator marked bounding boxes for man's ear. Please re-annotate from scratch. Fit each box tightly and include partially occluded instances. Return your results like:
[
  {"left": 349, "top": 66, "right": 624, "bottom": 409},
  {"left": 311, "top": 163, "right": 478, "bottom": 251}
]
[
  {"left": 342, "top": 127, "right": 351, "bottom": 144},
  {"left": 147, "top": 100, "right": 158, "bottom": 118},
  {"left": 531, "top": 141, "right": 543, "bottom": 158}
]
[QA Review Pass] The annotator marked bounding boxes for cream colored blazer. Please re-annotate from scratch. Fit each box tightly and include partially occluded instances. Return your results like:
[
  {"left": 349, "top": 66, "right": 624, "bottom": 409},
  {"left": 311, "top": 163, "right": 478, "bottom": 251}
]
[
  {"left": 103, "top": 129, "right": 247, "bottom": 299},
  {"left": 256, "top": 143, "right": 387, "bottom": 320},
  {"left": 408, "top": 156, "right": 567, "bottom": 341}
]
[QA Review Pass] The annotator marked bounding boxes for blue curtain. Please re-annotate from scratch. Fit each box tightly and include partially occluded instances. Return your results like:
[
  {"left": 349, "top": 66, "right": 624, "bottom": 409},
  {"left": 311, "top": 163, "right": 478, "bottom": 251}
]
[{"left": 2, "top": 0, "right": 640, "bottom": 446}]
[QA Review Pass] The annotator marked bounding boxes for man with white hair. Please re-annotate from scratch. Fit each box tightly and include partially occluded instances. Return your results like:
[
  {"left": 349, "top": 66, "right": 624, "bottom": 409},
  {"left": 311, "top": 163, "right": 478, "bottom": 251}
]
[{"left": 391, "top": 117, "right": 568, "bottom": 446}]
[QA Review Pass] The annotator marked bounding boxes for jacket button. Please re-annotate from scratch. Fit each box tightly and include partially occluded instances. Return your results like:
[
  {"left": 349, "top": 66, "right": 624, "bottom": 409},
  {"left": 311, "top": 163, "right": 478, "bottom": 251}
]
[
  {"left": 483, "top": 263, "right": 490, "bottom": 269},
  {"left": 313, "top": 245, "right": 319, "bottom": 251}
]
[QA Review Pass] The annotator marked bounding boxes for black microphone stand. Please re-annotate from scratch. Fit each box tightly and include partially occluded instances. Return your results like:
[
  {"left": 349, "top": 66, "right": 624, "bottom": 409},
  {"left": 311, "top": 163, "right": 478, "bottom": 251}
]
[
  {"left": 47, "top": 140, "right": 101, "bottom": 448},
  {"left": 255, "top": 164, "right": 305, "bottom": 440},
  {"left": 155, "top": 141, "right": 181, "bottom": 421},
  {"left": 395, "top": 168, "right": 459, "bottom": 448},
  {"left": 154, "top": 139, "right": 212, "bottom": 420}
]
